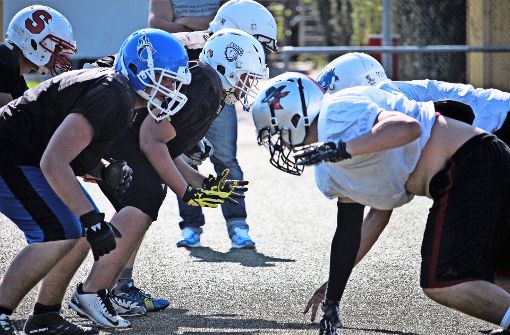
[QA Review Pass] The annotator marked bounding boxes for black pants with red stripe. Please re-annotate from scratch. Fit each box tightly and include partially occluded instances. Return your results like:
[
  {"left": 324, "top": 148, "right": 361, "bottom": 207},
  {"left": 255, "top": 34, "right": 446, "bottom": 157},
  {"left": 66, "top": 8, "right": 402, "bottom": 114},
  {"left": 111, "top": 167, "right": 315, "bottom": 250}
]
[{"left": 421, "top": 133, "right": 510, "bottom": 288}]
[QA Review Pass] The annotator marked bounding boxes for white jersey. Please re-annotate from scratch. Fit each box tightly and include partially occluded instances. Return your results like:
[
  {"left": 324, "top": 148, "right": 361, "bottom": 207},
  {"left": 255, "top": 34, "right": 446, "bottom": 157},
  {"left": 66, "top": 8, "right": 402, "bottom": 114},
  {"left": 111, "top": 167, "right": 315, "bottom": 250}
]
[
  {"left": 315, "top": 86, "right": 437, "bottom": 210},
  {"left": 379, "top": 79, "right": 510, "bottom": 132}
]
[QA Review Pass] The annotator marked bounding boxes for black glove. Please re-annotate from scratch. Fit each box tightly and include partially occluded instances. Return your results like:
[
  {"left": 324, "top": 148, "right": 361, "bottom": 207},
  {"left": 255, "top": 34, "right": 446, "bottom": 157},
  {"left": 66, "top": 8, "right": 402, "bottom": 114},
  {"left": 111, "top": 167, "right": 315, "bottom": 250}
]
[
  {"left": 80, "top": 211, "right": 121, "bottom": 261},
  {"left": 181, "top": 185, "right": 225, "bottom": 208},
  {"left": 295, "top": 141, "right": 351, "bottom": 166},
  {"left": 319, "top": 300, "right": 341, "bottom": 335},
  {"left": 101, "top": 160, "right": 133, "bottom": 194},
  {"left": 182, "top": 138, "right": 214, "bottom": 166},
  {"left": 202, "top": 168, "right": 249, "bottom": 205}
]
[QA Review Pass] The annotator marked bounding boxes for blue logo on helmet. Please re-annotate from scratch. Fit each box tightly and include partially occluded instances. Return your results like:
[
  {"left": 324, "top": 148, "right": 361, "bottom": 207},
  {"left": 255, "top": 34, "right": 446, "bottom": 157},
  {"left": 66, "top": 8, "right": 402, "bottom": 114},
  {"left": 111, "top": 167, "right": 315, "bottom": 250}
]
[{"left": 317, "top": 68, "right": 339, "bottom": 91}]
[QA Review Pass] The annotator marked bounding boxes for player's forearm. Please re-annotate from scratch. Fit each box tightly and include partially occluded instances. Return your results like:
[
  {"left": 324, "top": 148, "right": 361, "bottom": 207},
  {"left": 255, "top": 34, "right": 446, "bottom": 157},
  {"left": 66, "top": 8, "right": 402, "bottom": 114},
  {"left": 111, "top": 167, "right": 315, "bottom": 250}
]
[
  {"left": 346, "top": 113, "right": 421, "bottom": 156},
  {"left": 141, "top": 141, "right": 188, "bottom": 198},
  {"left": 326, "top": 202, "right": 364, "bottom": 302},
  {"left": 174, "top": 16, "right": 214, "bottom": 31},
  {"left": 40, "top": 160, "right": 95, "bottom": 217},
  {"left": 149, "top": 16, "right": 191, "bottom": 32},
  {"left": 173, "top": 156, "right": 206, "bottom": 188}
]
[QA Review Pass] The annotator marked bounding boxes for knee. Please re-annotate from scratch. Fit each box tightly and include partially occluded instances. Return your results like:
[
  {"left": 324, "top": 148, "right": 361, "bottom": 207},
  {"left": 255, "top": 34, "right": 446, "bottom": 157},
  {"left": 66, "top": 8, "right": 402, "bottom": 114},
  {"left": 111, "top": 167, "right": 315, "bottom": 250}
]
[
  {"left": 422, "top": 286, "right": 451, "bottom": 304},
  {"left": 54, "top": 238, "right": 80, "bottom": 254}
]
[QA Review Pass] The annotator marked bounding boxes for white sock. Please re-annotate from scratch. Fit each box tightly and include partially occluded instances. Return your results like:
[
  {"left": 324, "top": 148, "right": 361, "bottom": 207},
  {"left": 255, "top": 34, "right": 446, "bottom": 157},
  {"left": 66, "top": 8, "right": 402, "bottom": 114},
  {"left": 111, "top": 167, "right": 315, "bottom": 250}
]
[{"left": 501, "top": 306, "right": 510, "bottom": 330}]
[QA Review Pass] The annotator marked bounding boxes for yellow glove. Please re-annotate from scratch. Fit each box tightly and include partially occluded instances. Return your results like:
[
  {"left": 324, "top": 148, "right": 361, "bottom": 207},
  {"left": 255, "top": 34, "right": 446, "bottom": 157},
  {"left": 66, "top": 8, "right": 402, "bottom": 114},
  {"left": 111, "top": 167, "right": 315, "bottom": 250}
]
[
  {"left": 181, "top": 185, "right": 224, "bottom": 208},
  {"left": 201, "top": 168, "right": 249, "bottom": 205}
]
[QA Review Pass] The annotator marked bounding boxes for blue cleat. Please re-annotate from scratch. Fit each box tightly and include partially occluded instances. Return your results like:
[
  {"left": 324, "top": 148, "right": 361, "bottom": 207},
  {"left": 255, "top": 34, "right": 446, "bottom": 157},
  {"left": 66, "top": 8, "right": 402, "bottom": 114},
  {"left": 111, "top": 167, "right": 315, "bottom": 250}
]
[
  {"left": 230, "top": 227, "right": 256, "bottom": 249},
  {"left": 176, "top": 227, "right": 202, "bottom": 248},
  {"left": 114, "top": 280, "right": 170, "bottom": 312}
]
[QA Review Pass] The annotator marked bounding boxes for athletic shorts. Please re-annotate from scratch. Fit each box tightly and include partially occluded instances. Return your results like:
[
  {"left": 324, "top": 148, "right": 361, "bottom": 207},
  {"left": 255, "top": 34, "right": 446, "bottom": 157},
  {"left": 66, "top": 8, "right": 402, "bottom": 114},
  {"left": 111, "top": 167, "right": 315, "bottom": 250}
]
[
  {"left": 421, "top": 133, "right": 510, "bottom": 288},
  {"left": 0, "top": 166, "right": 97, "bottom": 244},
  {"left": 98, "top": 130, "right": 167, "bottom": 222}
]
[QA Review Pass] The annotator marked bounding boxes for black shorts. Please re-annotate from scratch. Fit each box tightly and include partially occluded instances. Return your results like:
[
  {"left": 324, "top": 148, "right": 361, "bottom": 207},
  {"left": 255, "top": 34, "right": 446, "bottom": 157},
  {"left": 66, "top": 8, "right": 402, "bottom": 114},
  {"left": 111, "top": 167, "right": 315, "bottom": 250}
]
[
  {"left": 421, "top": 133, "right": 510, "bottom": 288},
  {"left": 494, "top": 111, "right": 510, "bottom": 147},
  {"left": 98, "top": 130, "right": 167, "bottom": 222}
]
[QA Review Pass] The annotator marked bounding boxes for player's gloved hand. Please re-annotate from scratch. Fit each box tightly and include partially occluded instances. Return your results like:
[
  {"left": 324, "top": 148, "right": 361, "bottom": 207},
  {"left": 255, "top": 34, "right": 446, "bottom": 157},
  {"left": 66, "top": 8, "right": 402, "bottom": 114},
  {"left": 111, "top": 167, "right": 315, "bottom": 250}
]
[
  {"left": 201, "top": 168, "right": 249, "bottom": 205},
  {"left": 181, "top": 185, "right": 225, "bottom": 208},
  {"left": 80, "top": 211, "right": 122, "bottom": 261},
  {"left": 319, "top": 299, "right": 342, "bottom": 335},
  {"left": 182, "top": 138, "right": 214, "bottom": 166},
  {"left": 101, "top": 160, "right": 133, "bottom": 194},
  {"left": 304, "top": 281, "right": 328, "bottom": 322},
  {"left": 295, "top": 141, "right": 351, "bottom": 166}
]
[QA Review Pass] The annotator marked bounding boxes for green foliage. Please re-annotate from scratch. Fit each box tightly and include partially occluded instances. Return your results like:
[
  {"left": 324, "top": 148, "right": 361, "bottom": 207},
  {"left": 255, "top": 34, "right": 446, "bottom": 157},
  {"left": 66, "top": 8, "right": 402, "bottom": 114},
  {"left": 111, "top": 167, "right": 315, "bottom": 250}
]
[{"left": 351, "top": 0, "right": 382, "bottom": 45}]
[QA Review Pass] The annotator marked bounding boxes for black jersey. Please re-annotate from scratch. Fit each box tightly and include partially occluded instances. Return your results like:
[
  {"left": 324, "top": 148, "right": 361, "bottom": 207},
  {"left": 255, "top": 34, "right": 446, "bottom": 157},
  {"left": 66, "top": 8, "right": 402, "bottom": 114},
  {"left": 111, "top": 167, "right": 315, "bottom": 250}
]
[
  {"left": 0, "top": 67, "right": 136, "bottom": 175},
  {"left": 0, "top": 44, "right": 29, "bottom": 100}
]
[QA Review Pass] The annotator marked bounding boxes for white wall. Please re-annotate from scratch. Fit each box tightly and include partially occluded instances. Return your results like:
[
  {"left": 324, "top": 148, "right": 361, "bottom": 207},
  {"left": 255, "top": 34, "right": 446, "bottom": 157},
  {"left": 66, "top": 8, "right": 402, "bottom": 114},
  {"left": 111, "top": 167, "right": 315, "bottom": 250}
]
[{"left": 3, "top": 0, "right": 150, "bottom": 59}]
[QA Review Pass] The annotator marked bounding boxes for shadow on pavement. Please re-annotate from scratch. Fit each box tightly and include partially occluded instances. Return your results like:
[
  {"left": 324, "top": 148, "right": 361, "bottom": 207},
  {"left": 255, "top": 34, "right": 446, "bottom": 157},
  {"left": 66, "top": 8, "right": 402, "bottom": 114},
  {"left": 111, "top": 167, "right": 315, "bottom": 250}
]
[
  {"left": 343, "top": 325, "right": 422, "bottom": 335},
  {"left": 118, "top": 308, "right": 315, "bottom": 334},
  {"left": 186, "top": 247, "right": 295, "bottom": 267}
]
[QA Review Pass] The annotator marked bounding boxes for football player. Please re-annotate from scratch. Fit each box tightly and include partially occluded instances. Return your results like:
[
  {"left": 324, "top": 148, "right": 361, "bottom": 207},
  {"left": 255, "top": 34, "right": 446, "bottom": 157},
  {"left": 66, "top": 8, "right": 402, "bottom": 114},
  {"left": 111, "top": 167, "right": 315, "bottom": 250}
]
[
  {"left": 68, "top": 28, "right": 268, "bottom": 328},
  {"left": 0, "top": 5, "right": 76, "bottom": 105},
  {"left": 304, "top": 52, "right": 510, "bottom": 323},
  {"left": 0, "top": 28, "right": 192, "bottom": 334},
  {"left": 252, "top": 73, "right": 510, "bottom": 335}
]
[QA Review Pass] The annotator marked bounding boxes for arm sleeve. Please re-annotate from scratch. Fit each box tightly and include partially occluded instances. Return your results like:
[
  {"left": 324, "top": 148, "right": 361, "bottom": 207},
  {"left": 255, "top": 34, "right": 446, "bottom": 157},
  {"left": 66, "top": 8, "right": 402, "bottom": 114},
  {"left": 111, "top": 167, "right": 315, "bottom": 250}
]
[{"left": 326, "top": 202, "right": 365, "bottom": 302}]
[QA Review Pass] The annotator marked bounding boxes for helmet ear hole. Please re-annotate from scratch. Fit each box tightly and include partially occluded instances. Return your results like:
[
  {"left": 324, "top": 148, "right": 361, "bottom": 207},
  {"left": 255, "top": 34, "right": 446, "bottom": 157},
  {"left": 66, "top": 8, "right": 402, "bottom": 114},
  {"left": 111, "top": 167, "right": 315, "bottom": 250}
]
[
  {"left": 291, "top": 114, "right": 301, "bottom": 128},
  {"left": 31, "top": 39, "right": 38, "bottom": 50},
  {"left": 128, "top": 63, "right": 138, "bottom": 74},
  {"left": 216, "top": 65, "right": 226, "bottom": 75}
]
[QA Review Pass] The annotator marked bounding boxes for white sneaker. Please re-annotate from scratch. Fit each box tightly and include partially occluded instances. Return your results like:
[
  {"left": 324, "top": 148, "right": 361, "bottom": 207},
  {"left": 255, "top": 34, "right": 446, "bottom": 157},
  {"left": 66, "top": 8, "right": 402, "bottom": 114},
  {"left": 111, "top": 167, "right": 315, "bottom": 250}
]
[
  {"left": 68, "top": 284, "right": 131, "bottom": 329},
  {"left": 230, "top": 227, "right": 256, "bottom": 249},
  {"left": 176, "top": 227, "right": 201, "bottom": 248}
]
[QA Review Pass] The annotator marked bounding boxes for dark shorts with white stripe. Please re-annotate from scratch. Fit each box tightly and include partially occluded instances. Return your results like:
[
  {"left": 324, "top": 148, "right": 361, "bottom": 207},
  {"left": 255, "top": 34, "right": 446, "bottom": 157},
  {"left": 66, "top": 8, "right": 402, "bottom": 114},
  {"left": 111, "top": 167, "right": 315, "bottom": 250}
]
[
  {"left": 421, "top": 133, "right": 510, "bottom": 288},
  {"left": 0, "top": 166, "right": 96, "bottom": 244}
]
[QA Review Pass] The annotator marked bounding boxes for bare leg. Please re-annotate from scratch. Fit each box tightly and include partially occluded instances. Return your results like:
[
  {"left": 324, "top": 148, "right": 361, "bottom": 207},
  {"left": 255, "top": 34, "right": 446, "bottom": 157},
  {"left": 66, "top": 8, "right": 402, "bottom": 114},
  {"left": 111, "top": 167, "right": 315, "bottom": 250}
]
[
  {"left": 423, "top": 280, "right": 510, "bottom": 325},
  {"left": 36, "top": 238, "right": 90, "bottom": 305},
  {"left": 82, "top": 207, "right": 151, "bottom": 292},
  {"left": 496, "top": 275, "right": 510, "bottom": 294},
  {"left": 0, "top": 239, "right": 78, "bottom": 309},
  {"left": 111, "top": 237, "right": 144, "bottom": 288}
]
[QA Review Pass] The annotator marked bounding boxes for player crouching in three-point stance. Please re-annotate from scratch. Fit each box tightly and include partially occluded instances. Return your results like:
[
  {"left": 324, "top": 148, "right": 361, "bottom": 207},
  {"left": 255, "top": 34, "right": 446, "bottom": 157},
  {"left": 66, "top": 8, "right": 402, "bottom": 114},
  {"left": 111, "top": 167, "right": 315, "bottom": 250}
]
[{"left": 251, "top": 72, "right": 510, "bottom": 335}]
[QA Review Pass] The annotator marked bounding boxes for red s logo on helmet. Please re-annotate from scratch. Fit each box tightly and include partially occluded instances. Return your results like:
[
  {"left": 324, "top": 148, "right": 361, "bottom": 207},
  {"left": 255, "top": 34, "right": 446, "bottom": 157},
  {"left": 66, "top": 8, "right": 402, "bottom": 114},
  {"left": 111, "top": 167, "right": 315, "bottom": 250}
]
[{"left": 25, "top": 10, "right": 52, "bottom": 34}]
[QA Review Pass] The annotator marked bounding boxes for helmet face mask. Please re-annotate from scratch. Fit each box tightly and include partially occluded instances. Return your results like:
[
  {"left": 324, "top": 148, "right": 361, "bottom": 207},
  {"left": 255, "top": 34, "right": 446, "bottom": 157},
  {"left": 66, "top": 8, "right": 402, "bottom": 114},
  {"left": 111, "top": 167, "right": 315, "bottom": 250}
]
[
  {"left": 252, "top": 73, "right": 324, "bottom": 176},
  {"left": 200, "top": 28, "right": 269, "bottom": 110},
  {"left": 115, "top": 29, "right": 191, "bottom": 121},
  {"left": 6, "top": 5, "right": 77, "bottom": 76},
  {"left": 208, "top": 0, "right": 278, "bottom": 53}
]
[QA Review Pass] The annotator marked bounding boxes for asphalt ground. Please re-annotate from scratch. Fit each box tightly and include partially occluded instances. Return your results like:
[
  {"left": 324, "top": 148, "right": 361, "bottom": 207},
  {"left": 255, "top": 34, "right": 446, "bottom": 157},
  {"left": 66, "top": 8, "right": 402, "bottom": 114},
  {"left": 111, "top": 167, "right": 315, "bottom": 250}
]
[{"left": 0, "top": 109, "right": 498, "bottom": 335}]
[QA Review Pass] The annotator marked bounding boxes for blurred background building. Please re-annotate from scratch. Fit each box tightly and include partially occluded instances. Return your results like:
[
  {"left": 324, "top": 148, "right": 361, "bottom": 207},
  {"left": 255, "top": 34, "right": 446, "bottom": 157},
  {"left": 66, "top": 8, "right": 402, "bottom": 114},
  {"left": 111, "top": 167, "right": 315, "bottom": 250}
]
[{"left": 1, "top": 0, "right": 509, "bottom": 89}]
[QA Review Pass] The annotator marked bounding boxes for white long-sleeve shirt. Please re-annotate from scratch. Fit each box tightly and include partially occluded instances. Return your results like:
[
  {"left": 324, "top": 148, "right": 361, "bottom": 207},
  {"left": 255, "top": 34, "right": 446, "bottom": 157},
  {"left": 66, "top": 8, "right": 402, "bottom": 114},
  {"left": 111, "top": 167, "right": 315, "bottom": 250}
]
[
  {"left": 315, "top": 86, "right": 437, "bottom": 210},
  {"left": 379, "top": 79, "right": 510, "bottom": 132}
]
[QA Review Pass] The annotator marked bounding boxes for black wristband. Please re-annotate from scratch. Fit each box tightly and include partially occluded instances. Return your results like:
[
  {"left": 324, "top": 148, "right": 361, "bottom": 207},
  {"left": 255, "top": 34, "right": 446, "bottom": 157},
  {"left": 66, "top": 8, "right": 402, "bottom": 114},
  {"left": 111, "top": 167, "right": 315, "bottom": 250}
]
[
  {"left": 79, "top": 210, "right": 105, "bottom": 228},
  {"left": 337, "top": 141, "right": 351, "bottom": 160}
]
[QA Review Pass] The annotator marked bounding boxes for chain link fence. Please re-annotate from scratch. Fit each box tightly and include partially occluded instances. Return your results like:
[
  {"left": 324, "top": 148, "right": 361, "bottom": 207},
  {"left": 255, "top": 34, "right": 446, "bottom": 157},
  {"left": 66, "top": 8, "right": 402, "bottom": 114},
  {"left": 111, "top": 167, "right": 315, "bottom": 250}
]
[{"left": 264, "top": 0, "right": 510, "bottom": 89}]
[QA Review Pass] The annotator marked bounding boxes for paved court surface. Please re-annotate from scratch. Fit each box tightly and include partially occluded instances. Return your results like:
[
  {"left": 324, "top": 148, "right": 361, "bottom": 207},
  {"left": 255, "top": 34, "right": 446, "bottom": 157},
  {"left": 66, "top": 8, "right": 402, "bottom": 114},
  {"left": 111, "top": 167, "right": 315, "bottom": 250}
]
[{"left": 0, "top": 109, "right": 497, "bottom": 335}]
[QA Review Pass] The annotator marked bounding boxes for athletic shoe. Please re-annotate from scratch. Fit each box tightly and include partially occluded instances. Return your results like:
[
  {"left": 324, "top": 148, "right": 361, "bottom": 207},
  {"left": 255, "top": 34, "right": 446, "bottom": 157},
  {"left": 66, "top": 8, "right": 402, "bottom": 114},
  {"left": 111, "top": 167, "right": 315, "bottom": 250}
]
[
  {"left": 0, "top": 314, "right": 16, "bottom": 335},
  {"left": 110, "top": 292, "right": 146, "bottom": 316},
  {"left": 23, "top": 312, "right": 98, "bottom": 334},
  {"left": 114, "top": 279, "right": 170, "bottom": 312},
  {"left": 490, "top": 329, "right": 510, "bottom": 334},
  {"left": 68, "top": 284, "right": 131, "bottom": 329},
  {"left": 176, "top": 227, "right": 201, "bottom": 248},
  {"left": 230, "top": 227, "right": 256, "bottom": 249}
]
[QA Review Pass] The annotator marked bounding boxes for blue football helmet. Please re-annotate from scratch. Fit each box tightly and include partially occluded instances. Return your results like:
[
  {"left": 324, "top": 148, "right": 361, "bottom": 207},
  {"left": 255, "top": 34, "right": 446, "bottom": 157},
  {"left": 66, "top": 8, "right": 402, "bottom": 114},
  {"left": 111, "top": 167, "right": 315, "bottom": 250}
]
[{"left": 115, "top": 28, "right": 191, "bottom": 121}]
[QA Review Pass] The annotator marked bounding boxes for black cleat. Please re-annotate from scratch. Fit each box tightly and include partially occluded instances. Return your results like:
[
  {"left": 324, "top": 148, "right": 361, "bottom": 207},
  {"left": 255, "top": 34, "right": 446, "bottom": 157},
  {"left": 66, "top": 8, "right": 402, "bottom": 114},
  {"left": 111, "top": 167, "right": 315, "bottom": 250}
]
[
  {"left": 23, "top": 312, "right": 98, "bottom": 335},
  {"left": 0, "top": 314, "right": 17, "bottom": 335}
]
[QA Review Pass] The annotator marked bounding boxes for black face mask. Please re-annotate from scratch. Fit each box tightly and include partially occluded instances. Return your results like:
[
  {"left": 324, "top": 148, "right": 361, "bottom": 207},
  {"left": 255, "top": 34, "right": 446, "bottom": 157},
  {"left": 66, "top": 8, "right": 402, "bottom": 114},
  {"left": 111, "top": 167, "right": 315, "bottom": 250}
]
[{"left": 257, "top": 127, "right": 303, "bottom": 176}]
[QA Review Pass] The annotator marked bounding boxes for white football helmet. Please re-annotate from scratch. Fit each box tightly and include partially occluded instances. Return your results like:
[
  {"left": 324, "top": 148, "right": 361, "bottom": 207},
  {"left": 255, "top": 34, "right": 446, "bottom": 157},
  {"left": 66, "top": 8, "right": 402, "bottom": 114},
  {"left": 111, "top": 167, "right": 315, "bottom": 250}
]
[
  {"left": 316, "top": 52, "right": 389, "bottom": 94},
  {"left": 199, "top": 28, "right": 269, "bottom": 110},
  {"left": 5, "top": 5, "right": 76, "bottom": 75},
  {"left": 209, "top": 0, "right": 278, "bottom": 52},
  {"left": 252, "top": 72, "right": 324, "bottom": 175}
]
